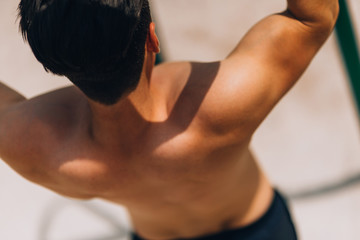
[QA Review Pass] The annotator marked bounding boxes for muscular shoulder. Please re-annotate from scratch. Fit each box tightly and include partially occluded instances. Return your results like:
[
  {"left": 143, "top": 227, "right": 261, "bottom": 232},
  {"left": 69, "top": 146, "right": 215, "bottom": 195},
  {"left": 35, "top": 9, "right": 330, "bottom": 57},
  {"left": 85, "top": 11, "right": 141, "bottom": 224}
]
[
  {"left": 152, "top": 61, "right": 268, "bottom": 139},
  {"left": 0, "top": 86, "right": 86, "bottom": 179},
  {"left": 194, "top": 60, "right": 273, "bottom": 138}
]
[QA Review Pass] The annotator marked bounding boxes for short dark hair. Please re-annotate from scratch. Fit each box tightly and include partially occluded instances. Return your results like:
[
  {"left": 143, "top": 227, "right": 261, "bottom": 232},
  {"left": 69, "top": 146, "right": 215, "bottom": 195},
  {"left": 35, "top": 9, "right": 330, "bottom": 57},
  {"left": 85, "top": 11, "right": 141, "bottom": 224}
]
[{"left": 18, "top": 0, "right": 151, "bottom": 105}]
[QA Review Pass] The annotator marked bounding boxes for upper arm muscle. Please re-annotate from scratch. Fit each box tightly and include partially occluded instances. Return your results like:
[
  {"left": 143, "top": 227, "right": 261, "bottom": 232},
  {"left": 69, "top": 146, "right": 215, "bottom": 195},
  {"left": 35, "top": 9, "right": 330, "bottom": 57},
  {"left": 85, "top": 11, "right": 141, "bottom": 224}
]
[
  {"left": 201, "top": 12, "right": 335, "bottom": 136},
  {"left": 223, "top": 12, "right": 332, "bottom": 121},
  {"left": 0, "top": 82, "right": 26, "bottom": 113},
  {"left": 0, "top": 104, "right": 35, "bottom": 171}
]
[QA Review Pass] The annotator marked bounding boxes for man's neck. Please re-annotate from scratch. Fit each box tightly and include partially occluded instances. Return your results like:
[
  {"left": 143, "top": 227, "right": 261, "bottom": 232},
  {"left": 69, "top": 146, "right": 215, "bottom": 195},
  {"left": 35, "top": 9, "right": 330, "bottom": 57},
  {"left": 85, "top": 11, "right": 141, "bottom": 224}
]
[
  {"left": 85, "top": 49, "right": 167, "bottom": 147},
  {"left": 86, "top": 75, "right": 155, "bottom": 146}
]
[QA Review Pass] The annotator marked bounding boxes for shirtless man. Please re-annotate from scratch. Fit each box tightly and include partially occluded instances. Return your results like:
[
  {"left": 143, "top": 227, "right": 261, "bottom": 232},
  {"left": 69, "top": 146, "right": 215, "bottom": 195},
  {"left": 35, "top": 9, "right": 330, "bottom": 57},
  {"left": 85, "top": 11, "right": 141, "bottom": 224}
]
[{"left": 0, "top": 0, "right": 339, "bottom": 239}]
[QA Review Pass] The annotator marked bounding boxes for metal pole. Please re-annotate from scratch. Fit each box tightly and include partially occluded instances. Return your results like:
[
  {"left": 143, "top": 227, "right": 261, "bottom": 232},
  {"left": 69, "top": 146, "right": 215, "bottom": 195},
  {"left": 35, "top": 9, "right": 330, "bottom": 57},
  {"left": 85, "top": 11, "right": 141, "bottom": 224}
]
[{"left": 334, "top": 0, "right": 360, "bottom": 121}]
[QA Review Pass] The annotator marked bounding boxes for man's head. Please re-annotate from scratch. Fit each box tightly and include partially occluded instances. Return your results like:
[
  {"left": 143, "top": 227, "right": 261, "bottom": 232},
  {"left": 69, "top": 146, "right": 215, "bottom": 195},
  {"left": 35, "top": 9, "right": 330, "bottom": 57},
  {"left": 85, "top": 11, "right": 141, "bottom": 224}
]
[{"left": 18, "top": 0, "right": 154, "bottom": 105}]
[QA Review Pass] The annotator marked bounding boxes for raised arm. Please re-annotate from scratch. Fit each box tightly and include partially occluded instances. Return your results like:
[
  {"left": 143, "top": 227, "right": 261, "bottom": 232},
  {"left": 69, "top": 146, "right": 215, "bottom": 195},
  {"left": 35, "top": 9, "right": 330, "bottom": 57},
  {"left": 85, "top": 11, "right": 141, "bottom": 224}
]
[
  {"left": 227, "top": 0, "right": 339, "bottom": 81},
  {"left": 216, "top": 0, "right": 339, "bottom": 133},
  {"left": 0, "top": 82, "right": 26, "bottom": 113},
  {"left": 0, "top": 81, "right": 26, "bottom": 169}
]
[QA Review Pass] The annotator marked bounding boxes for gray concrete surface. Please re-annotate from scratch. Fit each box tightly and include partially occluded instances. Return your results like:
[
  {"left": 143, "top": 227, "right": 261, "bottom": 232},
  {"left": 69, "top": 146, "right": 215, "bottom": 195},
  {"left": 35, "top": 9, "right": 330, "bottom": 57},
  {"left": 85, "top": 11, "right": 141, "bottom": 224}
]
[{"left": 1, "top": 0, "right": 360, "bottom": 239}]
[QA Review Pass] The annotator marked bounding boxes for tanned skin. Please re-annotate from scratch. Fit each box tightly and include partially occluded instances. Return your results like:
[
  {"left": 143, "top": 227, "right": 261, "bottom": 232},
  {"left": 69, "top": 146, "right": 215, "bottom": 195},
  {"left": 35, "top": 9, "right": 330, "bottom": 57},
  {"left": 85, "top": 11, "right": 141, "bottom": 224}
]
[{"left": 0, "top": 1, "right": 339, "bottom": 239}]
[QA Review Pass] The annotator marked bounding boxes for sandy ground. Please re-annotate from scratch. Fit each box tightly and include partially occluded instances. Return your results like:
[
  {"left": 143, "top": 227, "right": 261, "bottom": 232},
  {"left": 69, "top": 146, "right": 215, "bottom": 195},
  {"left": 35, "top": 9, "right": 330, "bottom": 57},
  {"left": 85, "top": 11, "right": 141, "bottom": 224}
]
[{"left": 0, "top": 0, "right": 360, "bottom": 239}]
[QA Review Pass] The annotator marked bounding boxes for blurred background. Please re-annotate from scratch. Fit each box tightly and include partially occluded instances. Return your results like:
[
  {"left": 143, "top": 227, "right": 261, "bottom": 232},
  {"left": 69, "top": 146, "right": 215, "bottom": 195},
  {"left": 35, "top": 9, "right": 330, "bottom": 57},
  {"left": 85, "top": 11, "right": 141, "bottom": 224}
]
[{"left": 0, "top": 0, "right": 359, "bottom": 239}]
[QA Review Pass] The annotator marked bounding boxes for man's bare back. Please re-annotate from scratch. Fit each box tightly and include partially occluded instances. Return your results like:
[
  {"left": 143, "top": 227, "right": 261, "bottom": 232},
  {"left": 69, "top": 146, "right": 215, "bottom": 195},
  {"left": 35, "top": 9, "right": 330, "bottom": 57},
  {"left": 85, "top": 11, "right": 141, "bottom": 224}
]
[
  {"left": 0, "top": 61, "right": 274, "bottom": 239},
  {"left": 0, "top": 0, "right": 339, "bottom": 239}
]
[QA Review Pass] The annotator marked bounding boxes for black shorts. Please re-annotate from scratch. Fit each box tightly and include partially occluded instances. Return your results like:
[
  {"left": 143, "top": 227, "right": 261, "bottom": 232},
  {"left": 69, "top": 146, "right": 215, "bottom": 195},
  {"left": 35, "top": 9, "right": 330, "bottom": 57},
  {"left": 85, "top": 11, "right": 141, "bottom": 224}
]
[{"left": 132, "top": 190, "right": 298, "bottom": 240}]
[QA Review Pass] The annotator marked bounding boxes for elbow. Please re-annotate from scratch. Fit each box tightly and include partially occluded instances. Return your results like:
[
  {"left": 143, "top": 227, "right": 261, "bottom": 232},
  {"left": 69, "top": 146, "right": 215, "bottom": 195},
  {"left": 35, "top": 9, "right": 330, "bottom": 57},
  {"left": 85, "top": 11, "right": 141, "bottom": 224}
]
[
  {"left": 316, "top": 2, "right": 340, "bottom": 34},
  {"left": 326, "top": 1, "right": 340, "bottom": 30},
  {"left": 287, "top": 1, "right": 340, "bottom": 36},
  {"left": 314, "top": 8, "right": 339, "bottom": 41}
]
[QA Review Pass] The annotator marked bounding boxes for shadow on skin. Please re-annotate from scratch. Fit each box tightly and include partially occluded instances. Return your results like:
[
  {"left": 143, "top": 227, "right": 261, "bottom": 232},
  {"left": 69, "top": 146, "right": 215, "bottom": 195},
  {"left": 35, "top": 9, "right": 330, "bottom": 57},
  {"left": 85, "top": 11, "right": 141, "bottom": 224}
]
[
  {"left": 137, "top": 61, "right": 221, "bottom": 150},
  {"left": 28, "top": 61, "right": 222, "bottom": 185},
  {"left": 4, "top": 60, "right": 262, "bottom": 236}
]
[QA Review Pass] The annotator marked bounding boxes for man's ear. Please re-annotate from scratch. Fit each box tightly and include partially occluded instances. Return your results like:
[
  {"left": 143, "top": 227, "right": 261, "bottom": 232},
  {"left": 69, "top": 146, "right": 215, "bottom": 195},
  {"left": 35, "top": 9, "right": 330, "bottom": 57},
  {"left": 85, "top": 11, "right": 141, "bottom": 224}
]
[{"left": 147, "top": 22, "right": 160, "bottom": 53}]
